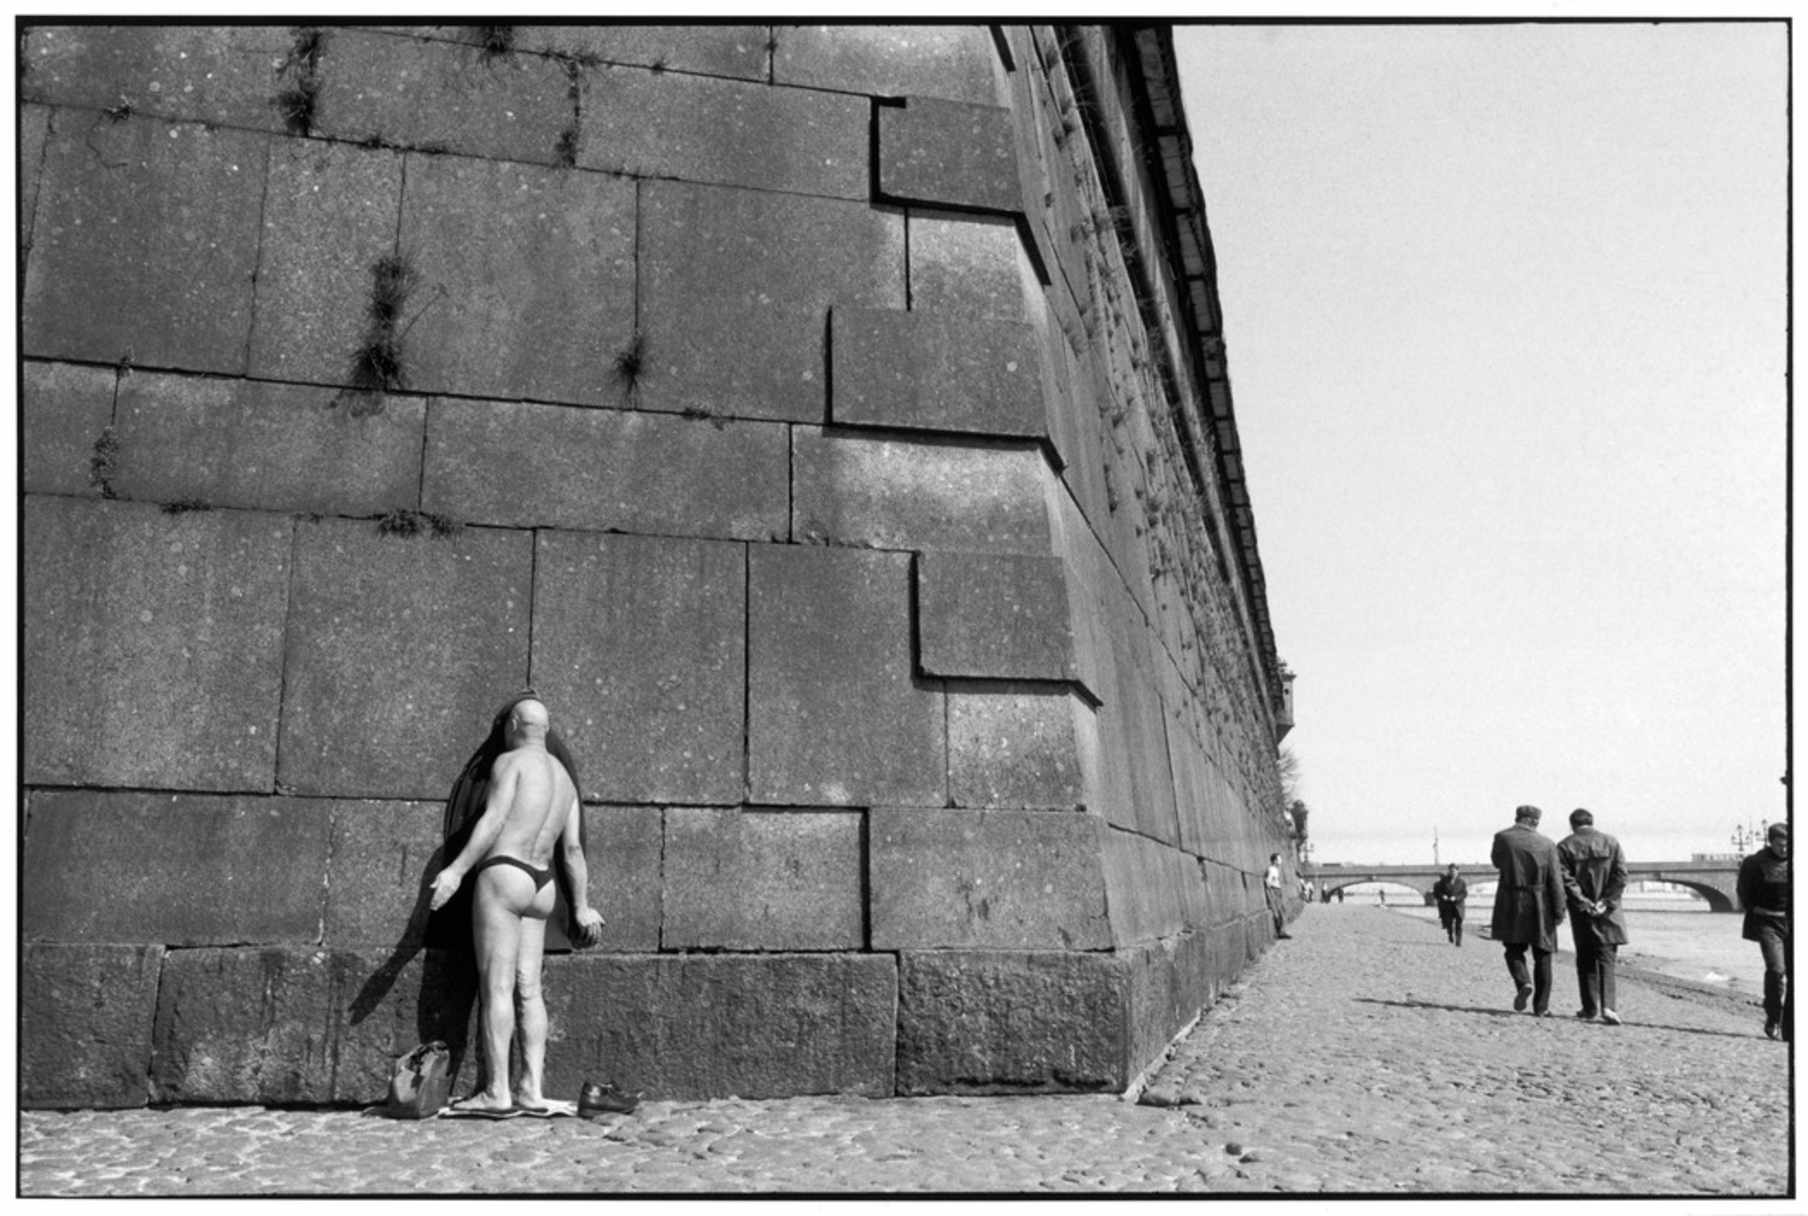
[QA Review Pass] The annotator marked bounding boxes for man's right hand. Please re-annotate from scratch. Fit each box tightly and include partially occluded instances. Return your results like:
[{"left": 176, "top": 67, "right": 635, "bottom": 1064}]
[{"left": 428, "top": 868, "right": 463, "bottom": 911}]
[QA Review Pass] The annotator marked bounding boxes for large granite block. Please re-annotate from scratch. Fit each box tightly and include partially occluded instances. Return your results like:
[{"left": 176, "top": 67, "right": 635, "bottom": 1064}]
[
  {"left": 748, "top": 545, "right": 945, "bottom": 807},
  {"left": 23, "top": 359, "right": 115, "bottom": 496},
  {"left": 1124, "top": 930, "right": 1219, "bottom": 1076},
  {"left": 20, "top": 25, "right": 295, "bottom": 131},
  {"left": 532, "top": 531, "right": 747, "bottom": 805},
  {"left": 517, "top": 25, "right": 770, "bottom": 80},
  {"left": 424, "top": 398, "right": 786, "bottom": 540},
  {"left": 279, "top": 518, "right": 533, "bottom": 800},
  {"left": 773, "top": 25, "right": 1000, "bottom": 106},
  {"left": 580, "top": 807, "right": 665, "bottom": 952},
  {"left": 151, "top": 947, "right": 476, "bottom": 1105},
  {"left": 21, "top": 103, "right": 49, "bottom": 249},
  {"left": 831, "top": 306, "right": 1045, "bottom": 438},
  {"left": 542, "top": 953, "right": 897, "bottom": 1099},
  {"left": 23, "top": 497, "right": 290, "bottom": 790},
  {"left": 22, "top": 944, "right": 164, "bottom": 1108},
  {"left": 947, "top": 688, "right": 1085, "bottom": 809},
  {"left": 918, "top": 551, "right": 1075, "bottom": 680},
  {"left": 113, "top": 372, "right": 423, "bottom": 516},
  {"left": 23, "top": 114, "right": 267, "bottom": 372},
  {"left": 24, "top": 791, "right": 331, "bottom": 946},
  {"left": 896, "top": 950, "right": 1125, "bottom": 1094},
  {"left": 248, "top": 140, "right": 406, "bottom": 386},
  {"left": 870, "top": 808, "right": 1109, "bottom": 950},
  {"left": 663, "top": 808, "right": 865, "bottom": 950},
  {"left": 909, "top": 210, "right": 1030, "bottom": 322},
  {"left": 879, "top": 96, "right": 1023, "bottom": 215},
  {"left": 792, "top": 427, "right": 1053, "bottom": 554},
  {"left": 579, "top": 67, "right": 866, "bottom": 199},
  {"left": 638, "top": 180, "right": 904, "bottom": 422},
  {"left": 1100, "top": 829, "right": 1193, "bottom": 947},
  {"left": 321, "top": 799, "right": 445, "bottom": 950},
  {"left": 313, "top": 28, "right": 574, "bottom": 163},
  {"left": 399, "top": 154, "right": 635, "bottom": 405}
]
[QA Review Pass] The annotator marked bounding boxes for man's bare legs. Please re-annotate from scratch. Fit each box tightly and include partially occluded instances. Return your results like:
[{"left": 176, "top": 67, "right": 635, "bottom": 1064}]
[{"left": 453, "top": 867, "right": 554, "bottom": 1113}]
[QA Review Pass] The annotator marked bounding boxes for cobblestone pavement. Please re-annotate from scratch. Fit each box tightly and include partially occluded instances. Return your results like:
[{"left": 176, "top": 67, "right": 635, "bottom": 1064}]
[{"left": 18, "top": 907, "right": 1792, "bottom": 1197}]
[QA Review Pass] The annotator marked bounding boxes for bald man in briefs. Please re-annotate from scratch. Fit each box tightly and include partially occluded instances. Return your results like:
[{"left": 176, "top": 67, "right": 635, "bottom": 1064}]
[
  {"left": 1490, "top": 804, "right": 1566, "bottom": 1017},
  {"left": 430, "top": 697, "right": 603, "bottom": 1115}
]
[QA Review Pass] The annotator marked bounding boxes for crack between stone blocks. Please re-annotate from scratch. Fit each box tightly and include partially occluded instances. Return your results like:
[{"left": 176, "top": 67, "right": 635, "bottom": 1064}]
[{"left": 270, "top": 516, "right": 303, "bottom": 796}]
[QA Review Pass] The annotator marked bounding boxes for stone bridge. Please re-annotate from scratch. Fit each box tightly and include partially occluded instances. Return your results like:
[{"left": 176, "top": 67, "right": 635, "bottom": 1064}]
[{"left": 1307, "top": 861, "right": 1743, "bottom": 913}]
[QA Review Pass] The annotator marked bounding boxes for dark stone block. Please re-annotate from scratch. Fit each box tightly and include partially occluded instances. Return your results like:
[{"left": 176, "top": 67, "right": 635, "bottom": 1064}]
[
  {"left": 21, "top": 944, "right": 163, "bottom": 1108},
  {"left": 542, "top": 952, "right": 897, "bottom": 1099},
  {"left": 948, "top": 688, "right": 1085, "bottom": 809},
  {"left": 908, "top": 210, "right": 1029, "bottom": 321},
  {"left": 580, "top": 807, "right": 664, "bottom": 952},
  {"left": 424, "top": 399, "right": 787, "bottom": 540},
  {"left": 20, "top": 25, "right": 294, "bottom": 131},
  {"left": 321, "top": 800, "right": 444, "bottom": 950},
  {"left": 831, "top": 305, "right": 1045, "bottom": 437},
  {"left": 532, "top": 532, "right": 746, "bottom": 805},
  {"left": 918, "top": 551, "right": 1075, "bottom": 680},
  {"left": 747, "top": 545, "right": 945, "bottom": 807},
  {"left": 896, "top": 950, "right": 1126, "bottom": 1094},
  {"left": 114, "top": 372, "right": 423, "bottom": 517},
  {"left": 663, "top": 809, "right": 865, "bottom": 950},
  {"left": 24, "top": 791, "right": 331, "bottom": 946},
  {"left": 879, "top": 96, "right": 1022, "bottom": 215},
  {"left": 773, "top": 25, "right": 1000, "bottom": 106},
  {"left": 23, "top": 114, "right": 267, "bottom": 372},
  {"left": 23, "top": 497, "right": 290, "bottom": 790},
  {"left": 398, "top": 155, "right": 636, "bottom": 405},
  {"left": 278, "top": 518, "right": 533, "bottom": 800},
  {"left": 517, "top": 25, "right": 770, "bottom": 80},
  {"left": 23, "top": 360, "right": 115, "bottom": 496},
  {"left": 579, "top": 66, "right": 866, "bottom": 200},
  {"left": 870, "top": 809, "right": 1110, "bottom": 949}
]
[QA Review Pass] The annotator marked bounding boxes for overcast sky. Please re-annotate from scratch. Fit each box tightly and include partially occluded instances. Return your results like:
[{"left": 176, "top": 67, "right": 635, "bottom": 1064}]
[{"left": 1173, "top": 21, "right": 1788, "bottom": 866}]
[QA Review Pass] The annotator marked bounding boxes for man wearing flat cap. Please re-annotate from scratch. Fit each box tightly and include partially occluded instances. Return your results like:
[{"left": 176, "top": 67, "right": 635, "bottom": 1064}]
[{"left": 1490, "top": 804, "right": 1566, "bottom": 1016}]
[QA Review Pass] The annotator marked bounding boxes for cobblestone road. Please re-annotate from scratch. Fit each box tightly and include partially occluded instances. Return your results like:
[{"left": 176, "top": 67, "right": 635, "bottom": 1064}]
[{"left": 18, "top": 906, "right": 1792, "bottom": 1196}]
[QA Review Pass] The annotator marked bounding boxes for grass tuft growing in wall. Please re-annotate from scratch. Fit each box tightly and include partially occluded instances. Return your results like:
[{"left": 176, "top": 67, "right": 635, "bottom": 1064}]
[{"left": 89, "top": 426, "right": 120, "bottom": 499}]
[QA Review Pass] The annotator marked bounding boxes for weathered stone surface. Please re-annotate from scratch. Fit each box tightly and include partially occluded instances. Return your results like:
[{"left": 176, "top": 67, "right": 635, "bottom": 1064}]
[
  {"left": 579, "top": 807, "right": 664, "bottom": 952},
  {"left": 918, "top": 551, "right": 1075, "bottom": 680},
  {"left": 579, "top": 66, "right": 866, "bottom": 199},
  {"left": 896, "top": 950, "right": 1125, "bottom": 1094},
  {"left": 399, "top": 154, "right": 635, "bottom": 405},
  {"left": 248, "top": 140, "right": 406, "bottom": 387},
  {"left": 879, "top": 96, "right": 1023, "bottom": 214},
  {"left": 313, "top": 28, "right": 573, "bottom": 163},
  {"left": 22, "top": 943, "right": 164, "bottom": 1109},
  {"left": 21, "top": 102, "right": 49, "bottom": 249},
  {"left": 113, "top": 372, "right": 423, "bottom": 516},
  {"left": 1123, "top": 930, "right": 1219, "bottom": 1076},
  {"left": 24, "top": 791, "right": 331, "bottom": 946},
  {"left": 151, "top": 947, "right": 477, "bottom": 1105},
  {"left": 909, "top": 209, "right": 1030, "bottom": 321},
  {"left": 870, "top": 809, "right": 1109, "bottom": 950},
  {"left": 23, "top": 497, "right": 290, "bottom": 790},
  {"left": 773, "top": 25, "right": 1000, "bottom": 106},
  {"left": 947, "top": 688, "right": 1085, "bottom": 809},
  {"left": 516, "top": 25, "right": 770, "bottom": 80},
  {"left": 663, "top": 808, "right": 865, "bottom": 950},
  {"left": 531, "top": 531, "right": 746, "bottom": 805},
  {"left": 278, "top": 518, "right": 532, "bottom": 800},
  {"left": 1101, "top": 828, "right": 1200, "bottom": 947},
  {"left": 831, "top": 306, "right": 1045, "bottom": 438},
  {"left": 542, "top": 953, "right": 897, "bottom": 1099},
  {"left": 638, "top": 180, "right": 904, "bottom": 422},
  {"left": 20, "top": 24, "right": 295, "bottom": 131},
  {"left": 792, "top": 427, "right": 1054, "bottom": 554},
  {"left": 424, "top": 398, "right": 786, "bottom": 540},
  {"left": 23, "top": 114, "right": 267, "bottom": 372},
  {"left": 321, "top": 800, "right": 444, "bottom": 950},
  {"left": 747, "top": 545, "right": 945, "bottom": 807},
  {"left": 22, "top": 359, "right": 114, "bottom": 496}
]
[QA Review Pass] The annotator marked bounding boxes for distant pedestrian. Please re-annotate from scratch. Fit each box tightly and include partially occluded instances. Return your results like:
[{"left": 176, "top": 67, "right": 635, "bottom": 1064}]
[
  {"left": 1737, "top": 822, "right": 1790, "bottom": 1041},
  {"left": 1431, "top": 863, "right": 1468, "bottom": 946},
  {"left": 1335, "top": 887, "right": 1344, "bottom": 903},
  {"left": 1264, "top": 853, "right": 1289, "bottom": 939},
  {"left": 1490, "top": 804, "right": 1566, "bottom": 1016},
  {"left": 1557, "top": 808, "right": 1628, "bottom": 1025}
]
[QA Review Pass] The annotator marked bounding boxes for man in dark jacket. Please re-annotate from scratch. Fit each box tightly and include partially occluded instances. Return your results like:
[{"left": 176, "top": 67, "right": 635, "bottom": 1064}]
[
  {"left": 1431, "top": 864, "right": 1468, "bottom": 946},
  {"left": 1557, "top": 808, "right": 1629, "bottom": 1025},
  {"left": 1737, "top": 822, "right": 1790, "bottom": 1041},
  {"left": 1490, "top": 804, "right": 1566, "bottom": 1016}
]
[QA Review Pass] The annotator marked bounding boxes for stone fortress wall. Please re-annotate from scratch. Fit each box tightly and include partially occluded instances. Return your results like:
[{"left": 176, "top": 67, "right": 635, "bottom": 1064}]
[{"left": 20, "top": 23, "right": 1295, "bottom": 1108}]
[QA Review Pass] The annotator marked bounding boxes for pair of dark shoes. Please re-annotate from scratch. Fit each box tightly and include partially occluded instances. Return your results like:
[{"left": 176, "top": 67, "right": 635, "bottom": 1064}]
[{"left": 578, "top": 1080, "right": 641, "bottom": 1118}]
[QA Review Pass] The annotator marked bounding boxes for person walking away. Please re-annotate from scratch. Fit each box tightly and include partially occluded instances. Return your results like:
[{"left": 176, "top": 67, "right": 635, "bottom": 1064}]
[
  {"left": 1490, "top": 804, "right": 1566, "bottom": 1016},
  {"left": 1556, "top": 808, "right": 1628, "bottom": 1025},
  {"left": 1431, "top": 863, "right": 1468, "bottom": 946},
  {"left": 1264, "top": 853, "right": 1290, "bottom": 939},
  {"left": 1738, "top": 822, "right": 1790, "bottom": 1041}
]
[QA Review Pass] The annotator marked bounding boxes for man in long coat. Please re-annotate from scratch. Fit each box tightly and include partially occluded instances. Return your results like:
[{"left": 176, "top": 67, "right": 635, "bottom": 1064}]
[
  {"left": 1490, "top": 804, "right": 1566, "bottom": 1016},
  {"left": 1737, "top": 822, "right": 1790, "bottom": 1041},
  {"left": 1431, "top": 863, "right": 1468, "bottom": 946},
  {"left": 1557, "top": 807, "right": 1629, "bottom": 1024}
]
